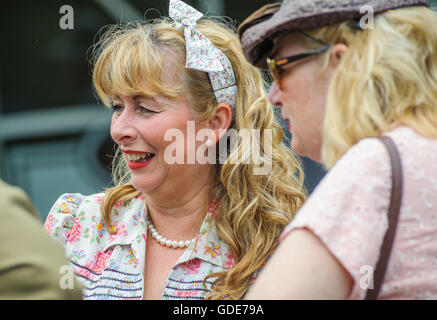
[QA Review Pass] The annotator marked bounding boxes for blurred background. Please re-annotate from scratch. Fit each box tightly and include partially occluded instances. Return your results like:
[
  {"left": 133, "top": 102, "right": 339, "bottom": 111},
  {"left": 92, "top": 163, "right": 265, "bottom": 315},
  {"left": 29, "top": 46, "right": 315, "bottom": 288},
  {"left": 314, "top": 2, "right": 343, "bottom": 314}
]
[{"left": 8, "top": 0, "right": 430, "bottom": 220}]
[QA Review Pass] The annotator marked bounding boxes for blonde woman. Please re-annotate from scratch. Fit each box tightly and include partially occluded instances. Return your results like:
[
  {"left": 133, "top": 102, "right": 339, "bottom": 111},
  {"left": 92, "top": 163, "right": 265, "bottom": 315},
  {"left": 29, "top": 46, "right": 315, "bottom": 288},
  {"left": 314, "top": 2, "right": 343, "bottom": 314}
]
[
  {"left": 240, "top": 0, "right": 437, "bottom": 299},
  {"left": 43, "top": 0, "right": 305, "bottom": 300}
]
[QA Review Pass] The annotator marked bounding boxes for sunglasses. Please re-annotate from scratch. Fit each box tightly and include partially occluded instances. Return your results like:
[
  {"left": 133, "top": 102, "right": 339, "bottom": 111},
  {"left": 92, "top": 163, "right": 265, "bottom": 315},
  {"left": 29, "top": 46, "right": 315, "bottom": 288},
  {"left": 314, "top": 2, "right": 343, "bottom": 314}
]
[{"left": 267, "top": 33, "right": 331, "bottom": 88}]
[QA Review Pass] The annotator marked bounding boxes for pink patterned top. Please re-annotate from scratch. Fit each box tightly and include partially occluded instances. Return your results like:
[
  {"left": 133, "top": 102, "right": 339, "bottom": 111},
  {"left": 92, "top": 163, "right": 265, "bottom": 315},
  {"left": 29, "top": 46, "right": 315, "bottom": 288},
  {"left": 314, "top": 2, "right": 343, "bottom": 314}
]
[
  {"left": 44, "top": 194, "right": 236, "bottom": 300},
  {"left": 281, "top": 126, "right": 437, "bottom": 299}
]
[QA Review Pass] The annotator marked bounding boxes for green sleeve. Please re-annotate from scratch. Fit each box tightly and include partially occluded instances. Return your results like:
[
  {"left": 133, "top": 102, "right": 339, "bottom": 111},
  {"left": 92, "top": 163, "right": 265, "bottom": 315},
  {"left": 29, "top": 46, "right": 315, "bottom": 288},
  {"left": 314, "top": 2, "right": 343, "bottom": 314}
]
[{"left": 0, "top": 180, "right": 83, "bottom": 299}]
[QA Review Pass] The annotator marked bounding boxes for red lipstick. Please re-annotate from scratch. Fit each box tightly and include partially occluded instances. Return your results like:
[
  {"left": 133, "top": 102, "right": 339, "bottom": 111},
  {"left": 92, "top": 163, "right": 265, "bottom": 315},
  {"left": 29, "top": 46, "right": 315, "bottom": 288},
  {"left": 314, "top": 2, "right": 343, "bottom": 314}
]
[
  {"left": 127, "top": 158, "right": 153, "bottom": 170},
  {"left": 121, "top": 149, "right": 147, "bottom": 154},
  {"left": 121, "top": 149, "right": 155, "bottom": 170}
]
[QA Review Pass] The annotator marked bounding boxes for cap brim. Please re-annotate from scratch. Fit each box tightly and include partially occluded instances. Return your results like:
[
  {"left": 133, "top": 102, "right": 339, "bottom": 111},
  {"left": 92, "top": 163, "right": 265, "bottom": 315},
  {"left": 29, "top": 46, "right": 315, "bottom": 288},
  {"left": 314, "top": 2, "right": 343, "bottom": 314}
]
[
  {"left": 241, "top": 6, "right": 360, "bottom": 69},
  {"left": 240, "top": 0, "right": 430, "bottom": 69}
]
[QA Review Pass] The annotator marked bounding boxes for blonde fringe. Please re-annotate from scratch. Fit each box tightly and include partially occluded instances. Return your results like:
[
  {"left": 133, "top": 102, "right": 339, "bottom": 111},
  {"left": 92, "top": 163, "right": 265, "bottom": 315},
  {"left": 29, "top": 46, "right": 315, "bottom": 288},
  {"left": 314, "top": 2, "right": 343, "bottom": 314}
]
[{"left": 92, "top": 17, "right": 306, "bottom": 299}]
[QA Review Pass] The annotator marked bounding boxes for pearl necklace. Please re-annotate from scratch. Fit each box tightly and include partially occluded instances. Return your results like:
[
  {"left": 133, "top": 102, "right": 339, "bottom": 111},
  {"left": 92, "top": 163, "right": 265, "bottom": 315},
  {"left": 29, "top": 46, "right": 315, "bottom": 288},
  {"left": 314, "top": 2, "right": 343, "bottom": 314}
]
[{"left": 147, "top": 219, "right": 196, "bottom": 249}]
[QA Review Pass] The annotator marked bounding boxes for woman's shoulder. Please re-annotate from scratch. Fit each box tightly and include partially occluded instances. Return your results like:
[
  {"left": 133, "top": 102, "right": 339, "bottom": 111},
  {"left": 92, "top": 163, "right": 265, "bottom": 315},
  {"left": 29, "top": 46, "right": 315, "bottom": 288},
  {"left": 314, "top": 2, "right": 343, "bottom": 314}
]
[
  {"left": 326, "top": 135, "right": 390, "bottom": 184},
  {"left": 45, "top": 191, "right": 146, "bottom": 250},
  {"left": 347, "top": 133, "right": 391, "bottom": 159},
  {"left": 317, "top": 127, "right": 431, "bottom": 196},
  {"left": 331, "top": 125, "right": 436, "bottom": 174},
  {"left": 383, "top": 125, "right": 437, "bottom": 159},
  {"left": 344, "top": 125, "right": 437, "bottom": 181},
  {"left": 49, "top": 192, "right": 105, "bottom": 218},
  {"left": 44, "top": 192, "right": 105, "bottom": 243},
  {"left": 49, "top": 192, "right": 146, "bottom": 221}
]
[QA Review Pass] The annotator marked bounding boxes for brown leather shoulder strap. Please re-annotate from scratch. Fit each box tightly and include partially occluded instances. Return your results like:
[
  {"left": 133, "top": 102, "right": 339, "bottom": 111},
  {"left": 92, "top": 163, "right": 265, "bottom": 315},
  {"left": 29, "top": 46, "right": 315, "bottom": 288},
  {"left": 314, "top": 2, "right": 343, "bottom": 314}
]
[{"left": 365, "top": 135, "right": 403, "bottom": 300}]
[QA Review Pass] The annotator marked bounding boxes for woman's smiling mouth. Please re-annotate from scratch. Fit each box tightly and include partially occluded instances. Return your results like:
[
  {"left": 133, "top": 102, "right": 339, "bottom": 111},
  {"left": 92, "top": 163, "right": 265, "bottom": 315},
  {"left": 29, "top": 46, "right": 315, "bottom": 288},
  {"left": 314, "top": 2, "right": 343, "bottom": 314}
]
[{"left": 122, "top": 150, "right": 156, "bottom": 169}]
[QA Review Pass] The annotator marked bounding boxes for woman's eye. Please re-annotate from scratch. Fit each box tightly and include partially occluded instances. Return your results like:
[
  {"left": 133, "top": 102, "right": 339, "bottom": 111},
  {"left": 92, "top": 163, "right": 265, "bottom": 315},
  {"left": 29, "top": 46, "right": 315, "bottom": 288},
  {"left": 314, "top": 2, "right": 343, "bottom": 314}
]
[
  {"left": 137, "top": 106, "right": 157, "bottom": 114},
  {"left": 111, "top": 104, "right": 123, "bottom": 113}
]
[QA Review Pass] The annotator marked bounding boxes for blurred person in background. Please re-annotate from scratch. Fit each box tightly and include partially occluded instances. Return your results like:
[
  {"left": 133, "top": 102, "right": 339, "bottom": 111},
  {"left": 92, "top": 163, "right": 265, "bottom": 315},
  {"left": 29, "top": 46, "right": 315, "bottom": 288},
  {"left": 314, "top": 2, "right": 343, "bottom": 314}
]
[
  {"left": 239, "top": 0, "right": 437, "bottom": 299},
  {"left": 44, "top": 0, "right": 306, "bottom": 300},
  {"left": 0, "top": 179, "right": 83, "bottom": 299}
]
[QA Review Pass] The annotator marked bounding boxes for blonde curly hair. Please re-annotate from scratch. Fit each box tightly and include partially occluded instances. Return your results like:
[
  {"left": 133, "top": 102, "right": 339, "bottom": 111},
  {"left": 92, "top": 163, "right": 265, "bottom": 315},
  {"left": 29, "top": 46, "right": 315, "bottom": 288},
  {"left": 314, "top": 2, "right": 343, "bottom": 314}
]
[
  {"left": 298, "top": 6, "right": 437, "bottom": 168},
  {"left": 91, "top": 17, "right": 306, "bottom": 299}
]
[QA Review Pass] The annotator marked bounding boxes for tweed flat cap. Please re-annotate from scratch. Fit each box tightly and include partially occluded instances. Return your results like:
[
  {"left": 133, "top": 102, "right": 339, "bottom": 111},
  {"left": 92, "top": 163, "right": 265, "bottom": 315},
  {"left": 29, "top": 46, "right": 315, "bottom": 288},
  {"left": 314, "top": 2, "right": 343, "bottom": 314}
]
[{"left": 240, "top": 0, "right": 429, "bottom": 68}]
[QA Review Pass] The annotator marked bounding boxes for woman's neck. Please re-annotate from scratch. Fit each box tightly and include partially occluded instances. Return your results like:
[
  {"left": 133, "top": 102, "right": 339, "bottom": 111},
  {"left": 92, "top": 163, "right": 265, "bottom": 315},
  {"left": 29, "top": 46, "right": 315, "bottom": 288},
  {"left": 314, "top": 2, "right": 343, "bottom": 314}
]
[{"left": 144, "top": 172, "right": 215, "bottom": 241}]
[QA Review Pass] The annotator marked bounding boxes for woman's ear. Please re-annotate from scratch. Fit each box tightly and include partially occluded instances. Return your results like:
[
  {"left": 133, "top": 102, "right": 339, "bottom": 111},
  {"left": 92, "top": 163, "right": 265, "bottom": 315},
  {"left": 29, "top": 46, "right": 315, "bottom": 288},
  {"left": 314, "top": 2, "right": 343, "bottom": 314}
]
[
  {"left": 329, "top": 43, "right": 348, "bottom": 68},
  {"left": 208, "top": 102, "right": 233, "bottom": 141}
]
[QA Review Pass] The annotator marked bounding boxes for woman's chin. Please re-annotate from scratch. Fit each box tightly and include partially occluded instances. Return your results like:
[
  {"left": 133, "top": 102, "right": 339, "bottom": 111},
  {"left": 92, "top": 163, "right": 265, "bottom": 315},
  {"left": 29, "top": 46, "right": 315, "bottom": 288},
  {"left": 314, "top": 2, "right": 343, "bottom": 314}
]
[
  {"left": 130, "top": 176, "right": 159, "bottom": 195},
  {"left": 291, "top": 140, "right": 322, "bottom": 162}
]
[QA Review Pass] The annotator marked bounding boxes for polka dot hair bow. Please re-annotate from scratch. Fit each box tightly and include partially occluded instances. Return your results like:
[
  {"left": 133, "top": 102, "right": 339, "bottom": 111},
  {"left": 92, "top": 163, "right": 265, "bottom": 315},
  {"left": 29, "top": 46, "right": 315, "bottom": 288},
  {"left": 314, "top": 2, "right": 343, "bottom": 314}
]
[{"left": 169, "top": 0, "right": 237, "bottom": 109}]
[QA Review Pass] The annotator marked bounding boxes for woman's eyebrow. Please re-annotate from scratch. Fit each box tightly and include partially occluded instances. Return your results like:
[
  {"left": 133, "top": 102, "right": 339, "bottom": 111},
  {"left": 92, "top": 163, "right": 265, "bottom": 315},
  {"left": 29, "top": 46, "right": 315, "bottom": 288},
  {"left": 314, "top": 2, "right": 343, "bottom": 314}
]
[
  {"left": 133, "top": 95, "right": 163, "bottom": 106},
  {"left": 111, "top": 94, "right": 163, "bottom": 107},
  {"left": 132, "top": 94, "right": 157, "bottom": 101}
]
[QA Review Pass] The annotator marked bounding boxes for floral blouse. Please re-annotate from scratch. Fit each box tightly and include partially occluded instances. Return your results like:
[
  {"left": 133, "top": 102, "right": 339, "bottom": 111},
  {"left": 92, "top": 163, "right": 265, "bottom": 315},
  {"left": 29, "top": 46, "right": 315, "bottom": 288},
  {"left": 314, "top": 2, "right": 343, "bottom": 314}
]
[{"left": 44, "top": 193, "right": 236, "bottom": 300}]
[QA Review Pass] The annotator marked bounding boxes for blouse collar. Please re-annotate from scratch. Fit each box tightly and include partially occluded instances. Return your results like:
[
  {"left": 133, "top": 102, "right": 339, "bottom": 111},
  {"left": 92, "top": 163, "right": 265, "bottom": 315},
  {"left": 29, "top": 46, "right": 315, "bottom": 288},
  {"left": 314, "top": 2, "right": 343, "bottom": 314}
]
[{"left": 102, "top": 196, "right": 233, "bottom": 270}]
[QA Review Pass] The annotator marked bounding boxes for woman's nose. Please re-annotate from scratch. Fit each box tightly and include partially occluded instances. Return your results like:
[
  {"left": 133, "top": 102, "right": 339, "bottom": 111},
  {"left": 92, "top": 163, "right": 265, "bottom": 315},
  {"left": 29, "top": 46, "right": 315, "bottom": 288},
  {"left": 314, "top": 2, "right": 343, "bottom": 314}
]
[
  {"left": 267, "top": 81, "right": 282, "bottom": 107},
  {"left": 110, "top": 111, "right": 138, "bottom": 144}
]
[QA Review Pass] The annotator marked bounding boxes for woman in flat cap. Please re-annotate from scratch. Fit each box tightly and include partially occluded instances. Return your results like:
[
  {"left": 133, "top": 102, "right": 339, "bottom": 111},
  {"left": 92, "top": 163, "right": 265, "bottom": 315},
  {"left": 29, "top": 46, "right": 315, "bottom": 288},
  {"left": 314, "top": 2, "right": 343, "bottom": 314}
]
[
  {"left": 43, "top": 0, "right": 306, "bottom": 300},
  {"left": 240, "top": 0, "right": 437, "bottom": 299}
]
